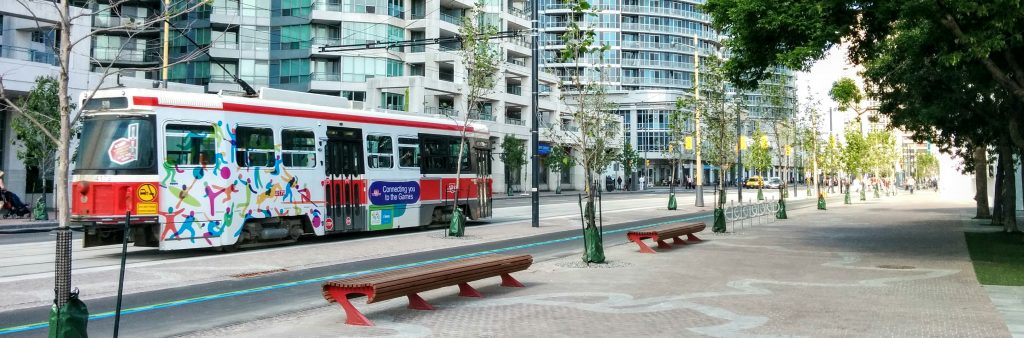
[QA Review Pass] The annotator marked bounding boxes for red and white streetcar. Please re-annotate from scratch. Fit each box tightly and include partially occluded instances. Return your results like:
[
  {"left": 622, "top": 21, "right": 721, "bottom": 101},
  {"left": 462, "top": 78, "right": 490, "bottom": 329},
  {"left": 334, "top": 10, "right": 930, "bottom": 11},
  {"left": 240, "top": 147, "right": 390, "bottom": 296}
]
[{"left": 72, "top": 88, "right": 493, "bottom": 251}]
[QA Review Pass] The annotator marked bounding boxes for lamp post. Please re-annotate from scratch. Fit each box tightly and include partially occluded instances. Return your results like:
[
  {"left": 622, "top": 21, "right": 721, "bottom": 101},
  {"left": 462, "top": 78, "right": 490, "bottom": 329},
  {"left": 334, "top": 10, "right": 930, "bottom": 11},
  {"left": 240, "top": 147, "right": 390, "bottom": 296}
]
[
  {"left": 693, "top": 35, "right": 704, "bottom": 207},
  {"left": 530, "top": 0, "right": 539, "bottom": 227}
]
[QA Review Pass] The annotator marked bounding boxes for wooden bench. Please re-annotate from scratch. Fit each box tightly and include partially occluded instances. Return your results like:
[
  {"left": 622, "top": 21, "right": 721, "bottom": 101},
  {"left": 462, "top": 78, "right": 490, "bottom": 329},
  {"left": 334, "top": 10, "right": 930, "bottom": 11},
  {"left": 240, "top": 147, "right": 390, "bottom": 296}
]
[
  {"left": 627, "top": 222, "right": 705, "bottom": 253},
  {"left": 321, "top": 254, "right": 533, "bottom": 326}
]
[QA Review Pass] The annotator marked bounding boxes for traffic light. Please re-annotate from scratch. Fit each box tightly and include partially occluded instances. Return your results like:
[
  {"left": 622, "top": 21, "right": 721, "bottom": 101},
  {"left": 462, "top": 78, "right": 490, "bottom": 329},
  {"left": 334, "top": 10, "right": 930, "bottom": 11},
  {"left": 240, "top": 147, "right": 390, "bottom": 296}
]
[
  {"left": 785, "top": 145, "right": 793, "bottom": 156},
  {"left": 645, "top": 159, "right": 651, "bottom": 167},
  {"left": 684, "top": 136, "right": 693, "bottom": 150}
]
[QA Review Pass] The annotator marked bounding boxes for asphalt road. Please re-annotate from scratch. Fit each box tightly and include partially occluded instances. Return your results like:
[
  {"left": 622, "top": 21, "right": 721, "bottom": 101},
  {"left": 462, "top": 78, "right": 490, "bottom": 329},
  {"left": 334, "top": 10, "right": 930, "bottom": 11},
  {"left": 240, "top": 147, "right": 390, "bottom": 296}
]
[
  {"left": 0, "top": 196, "right": 826, "bottom": 337},
  {"left": 0, "top": 190, "right": 666, "bottom": 245}
]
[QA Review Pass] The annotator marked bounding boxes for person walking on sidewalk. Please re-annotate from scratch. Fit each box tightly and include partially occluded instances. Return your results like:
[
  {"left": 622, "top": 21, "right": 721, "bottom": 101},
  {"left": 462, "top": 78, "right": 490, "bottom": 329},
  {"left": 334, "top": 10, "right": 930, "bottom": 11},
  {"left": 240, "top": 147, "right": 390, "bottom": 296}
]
[
  {"left": 616, "top": 176, "right": 622, "bottom": 191},
  {"left": 638, "top": 176, "right": 645, "bottom": 191}
]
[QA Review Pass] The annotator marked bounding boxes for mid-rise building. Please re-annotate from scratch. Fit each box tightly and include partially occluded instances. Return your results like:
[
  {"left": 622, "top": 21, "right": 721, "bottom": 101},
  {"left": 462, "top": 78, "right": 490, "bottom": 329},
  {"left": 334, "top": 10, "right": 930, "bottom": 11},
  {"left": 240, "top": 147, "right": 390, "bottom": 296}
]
[{"left": 74, "top": 0, "right": 598, "bottom": 193}]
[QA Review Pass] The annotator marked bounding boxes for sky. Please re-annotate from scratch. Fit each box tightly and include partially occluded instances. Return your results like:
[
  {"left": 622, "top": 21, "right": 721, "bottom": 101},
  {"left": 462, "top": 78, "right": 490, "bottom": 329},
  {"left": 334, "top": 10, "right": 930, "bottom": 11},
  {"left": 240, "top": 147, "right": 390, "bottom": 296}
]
[{"left": 796, "top": 45, "right": 857, "bottom": 135}]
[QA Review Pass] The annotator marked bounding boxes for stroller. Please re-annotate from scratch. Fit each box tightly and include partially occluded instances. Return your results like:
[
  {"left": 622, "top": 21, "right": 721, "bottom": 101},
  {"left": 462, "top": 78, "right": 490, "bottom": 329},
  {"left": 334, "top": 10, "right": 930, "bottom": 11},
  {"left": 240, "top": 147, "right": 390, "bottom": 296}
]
[{"left": 0, "top": 189, "right": 30, "bottom": 218}]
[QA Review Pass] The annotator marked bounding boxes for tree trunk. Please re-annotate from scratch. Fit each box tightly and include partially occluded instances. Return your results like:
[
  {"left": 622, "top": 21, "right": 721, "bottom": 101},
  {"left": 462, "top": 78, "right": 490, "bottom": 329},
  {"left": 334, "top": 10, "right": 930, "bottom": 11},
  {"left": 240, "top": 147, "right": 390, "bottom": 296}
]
[
  {"left": 1001, "top": 143, "right": 1018, "bottom": 232},
  {"left": 975, "top": 146, "right": 991, "bottom": 219},
  {"left": 54, "top": 0, "right": 74, "bottom": 308},
  {"left": 993, "top": 153, "right": 1004, "bottom": 226}
]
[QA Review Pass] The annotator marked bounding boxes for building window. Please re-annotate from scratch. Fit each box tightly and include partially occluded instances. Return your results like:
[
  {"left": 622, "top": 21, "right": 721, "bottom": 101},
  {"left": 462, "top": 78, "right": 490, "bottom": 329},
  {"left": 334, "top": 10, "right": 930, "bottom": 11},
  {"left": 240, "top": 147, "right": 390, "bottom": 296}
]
[
  {"left": 282, "top": 129, "right": 316, "bottom": 167},
  {"left": 166, "top": 124, "right": 216, "bottom": 166},
  {"left": 342, "top": 91, "right": 365, "bottom": 101},
  {"left": 366, "top": 134, "right": 394, "bottom": 169},
  {"left": 236, "top": 126, "right": 275, "bottom": 167},
  {"left": 380, "top": 92, "right": 404, "bottom": 111}
]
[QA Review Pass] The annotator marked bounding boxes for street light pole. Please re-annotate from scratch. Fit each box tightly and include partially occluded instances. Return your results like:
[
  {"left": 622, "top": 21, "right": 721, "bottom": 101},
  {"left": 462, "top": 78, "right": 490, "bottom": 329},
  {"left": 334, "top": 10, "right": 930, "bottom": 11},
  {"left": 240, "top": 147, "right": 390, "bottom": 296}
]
[
  {"left": 693, "top": 34, "right": 704, "bottom": 207},
  {"left": 736, "top": 108, "right": 743, "bottom": 202},
  {"left": 530, "top": 0, "right": 540, "bottom": 227}
]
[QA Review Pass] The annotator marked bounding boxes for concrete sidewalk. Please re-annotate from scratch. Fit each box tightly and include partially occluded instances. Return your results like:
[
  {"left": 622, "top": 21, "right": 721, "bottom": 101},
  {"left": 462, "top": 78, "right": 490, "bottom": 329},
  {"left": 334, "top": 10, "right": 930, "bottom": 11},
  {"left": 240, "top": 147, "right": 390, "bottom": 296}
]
[{"left": 181, "top": 193, "right": 1013, "bottom": 337}]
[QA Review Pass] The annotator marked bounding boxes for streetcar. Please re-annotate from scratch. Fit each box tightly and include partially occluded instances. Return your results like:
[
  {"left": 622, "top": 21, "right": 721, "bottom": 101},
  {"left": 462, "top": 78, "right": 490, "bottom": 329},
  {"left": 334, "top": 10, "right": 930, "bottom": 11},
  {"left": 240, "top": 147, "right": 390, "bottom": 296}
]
[{"left": 71, "top": 88, "right": 493, "bottom": 251}]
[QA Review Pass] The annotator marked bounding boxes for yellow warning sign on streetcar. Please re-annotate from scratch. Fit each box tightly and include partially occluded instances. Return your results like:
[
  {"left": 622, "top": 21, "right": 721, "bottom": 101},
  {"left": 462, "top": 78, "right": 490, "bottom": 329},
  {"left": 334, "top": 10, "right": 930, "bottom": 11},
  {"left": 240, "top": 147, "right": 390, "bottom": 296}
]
[{"left": 137, "top": 183, "right": 157, "bottom": 202}]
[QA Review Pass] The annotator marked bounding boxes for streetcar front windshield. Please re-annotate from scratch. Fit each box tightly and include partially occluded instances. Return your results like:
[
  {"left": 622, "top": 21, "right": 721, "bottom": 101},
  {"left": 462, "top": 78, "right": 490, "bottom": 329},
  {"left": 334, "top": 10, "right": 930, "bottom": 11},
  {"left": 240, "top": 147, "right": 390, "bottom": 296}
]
[{"left": 74, "top": 116, "right": 156, "bottom": 173}]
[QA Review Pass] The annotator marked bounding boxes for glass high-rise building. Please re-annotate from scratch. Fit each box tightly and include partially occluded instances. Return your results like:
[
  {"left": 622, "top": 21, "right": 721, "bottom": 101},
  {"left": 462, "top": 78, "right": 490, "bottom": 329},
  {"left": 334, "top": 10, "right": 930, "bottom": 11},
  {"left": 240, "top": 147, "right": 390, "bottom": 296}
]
[{"left": 539, "top": 0, "right": 796, "bottom": 186}]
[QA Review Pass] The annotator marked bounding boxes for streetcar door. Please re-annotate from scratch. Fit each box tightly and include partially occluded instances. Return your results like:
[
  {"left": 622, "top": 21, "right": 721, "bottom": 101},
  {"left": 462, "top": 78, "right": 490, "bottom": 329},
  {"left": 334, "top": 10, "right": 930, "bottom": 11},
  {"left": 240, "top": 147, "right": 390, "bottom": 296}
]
[
  {"left": 325, "top": 127, "right": 365, "bottom": 232},
  {"left": 473, "top": 140, "right": 493, "bottom": 219}
]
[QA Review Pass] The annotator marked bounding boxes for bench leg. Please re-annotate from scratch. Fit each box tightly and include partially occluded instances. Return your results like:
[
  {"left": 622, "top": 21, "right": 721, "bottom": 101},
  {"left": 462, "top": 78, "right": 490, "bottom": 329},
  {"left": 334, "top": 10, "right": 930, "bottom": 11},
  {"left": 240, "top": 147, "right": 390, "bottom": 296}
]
[
  {"left": 628, "top": 233, "right": 657, "bottom": 254},
  {"left": 458, "top": 282, "right": 483, "bottom": 297},
  {"left": 656, "top": 239, "right": 672, "bottom": 249},
  {"left": 407, "top": 293, "right": 434, "bottom": 310},
  {"left": 687, "top": 233, "right": 703, "bottom": 242},
  {"left": 672, "top": 236, "right": 688, "bottom": 245},
  {"left": 325, "top": 286, "right": 375, "bottom": 326},
  {"left": 500, "top": 273, "right": 525, "bottom": 287}
]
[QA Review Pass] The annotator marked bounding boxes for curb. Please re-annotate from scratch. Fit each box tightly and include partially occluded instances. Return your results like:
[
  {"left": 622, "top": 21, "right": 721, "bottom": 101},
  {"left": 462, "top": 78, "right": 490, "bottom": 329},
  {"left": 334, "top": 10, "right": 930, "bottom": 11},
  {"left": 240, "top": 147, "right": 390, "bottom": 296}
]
[{"left": 0, "top": 221, "right": 60, "bottom": 232}]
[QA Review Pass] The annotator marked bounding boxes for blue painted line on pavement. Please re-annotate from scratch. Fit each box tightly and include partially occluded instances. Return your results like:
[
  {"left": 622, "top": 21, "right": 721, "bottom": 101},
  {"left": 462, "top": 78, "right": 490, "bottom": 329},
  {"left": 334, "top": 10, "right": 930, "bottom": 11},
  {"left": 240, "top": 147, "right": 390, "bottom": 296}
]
[{"left": 0, "top": 213, "right": 712, "bottom": 335}]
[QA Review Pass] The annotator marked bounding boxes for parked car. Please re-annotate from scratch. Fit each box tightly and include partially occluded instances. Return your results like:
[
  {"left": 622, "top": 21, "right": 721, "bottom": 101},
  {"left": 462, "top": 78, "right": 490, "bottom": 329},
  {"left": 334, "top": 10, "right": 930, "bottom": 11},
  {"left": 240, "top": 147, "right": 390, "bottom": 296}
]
[
  {"left": 765, "top": 177, "right": 783, "bottom": 189},
  {"left": 744, "top": 176, "right": 764, "bottom": 188}
]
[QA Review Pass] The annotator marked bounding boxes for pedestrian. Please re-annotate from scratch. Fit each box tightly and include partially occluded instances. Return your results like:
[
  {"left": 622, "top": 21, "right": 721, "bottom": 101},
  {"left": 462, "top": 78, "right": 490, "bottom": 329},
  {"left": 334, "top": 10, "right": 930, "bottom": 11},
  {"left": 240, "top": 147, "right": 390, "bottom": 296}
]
[
  {"left": 616, "top": 176, "right": 622, "bottom": 190},
  {"left": 0, "top": 171, "right": 29, "bottom": 217},
  {"left": 626, "top": 177, "right": 632, "bottom": 191},
  {"left": 907, "top": 177, "right": 916, "bottom": 194},
  {"left": 639, "top": 176, "right": 645, "bottom": 191},
  {"left": 687, "top": 177, "right": 693, "bottom": 189}
]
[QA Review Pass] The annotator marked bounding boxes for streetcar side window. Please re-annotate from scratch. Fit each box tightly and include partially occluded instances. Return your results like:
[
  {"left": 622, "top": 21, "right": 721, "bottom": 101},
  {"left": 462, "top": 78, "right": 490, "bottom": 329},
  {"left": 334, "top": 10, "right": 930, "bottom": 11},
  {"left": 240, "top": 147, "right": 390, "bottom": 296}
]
[
  {"left": 366, "top": 134, "right": 394, "bottom": 169},
  {"left": 449, "top": 138, "right": 471, "bottom": 172},
  {"left": 237, "top": 126, "right": 275, "bottom": 167},
  {"left": 398, "top": 137, "right": 419, "bottom": 168},
  {"left": 282, "top": 129, "right": 316, "bottom": 168},
  {"left": 165, "top": 124, "right": 216, "bottom": 166}
]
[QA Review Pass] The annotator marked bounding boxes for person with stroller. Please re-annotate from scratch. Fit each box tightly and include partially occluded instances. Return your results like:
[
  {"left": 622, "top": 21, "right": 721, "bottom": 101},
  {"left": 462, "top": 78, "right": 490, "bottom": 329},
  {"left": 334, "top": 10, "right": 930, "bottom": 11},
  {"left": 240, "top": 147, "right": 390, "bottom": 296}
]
[{"left": 0, "top": 171, "right": 30, "bottom": 217}]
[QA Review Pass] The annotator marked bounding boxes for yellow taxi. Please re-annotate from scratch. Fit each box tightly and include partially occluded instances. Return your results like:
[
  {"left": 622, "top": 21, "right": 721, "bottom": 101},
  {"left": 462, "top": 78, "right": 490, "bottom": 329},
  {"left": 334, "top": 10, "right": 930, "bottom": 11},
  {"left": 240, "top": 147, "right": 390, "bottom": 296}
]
[{"left": 744, "top": 176, "right": 764, "bottom": 188}]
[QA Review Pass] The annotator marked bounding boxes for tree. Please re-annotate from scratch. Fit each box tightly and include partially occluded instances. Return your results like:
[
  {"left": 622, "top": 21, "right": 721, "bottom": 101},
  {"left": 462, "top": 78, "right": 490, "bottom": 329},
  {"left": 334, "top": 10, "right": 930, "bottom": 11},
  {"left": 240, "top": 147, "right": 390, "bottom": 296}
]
[
  {"left": 618, "top": 141, "right": 641, "bottom": 191},
  {"left": 703, "top": 0, "right": 1024, "bottom": 121},
  {"left": 746, "top": 127, "right": 772, "bottom": 200},
  {"left": 821, "top": 134, "right": 843, "bottom": 190},
  {"left": 544, "top": 144, "right": 575, "bottom": 194},
  {"left": 0, "top": 0, "right": 213, "bottom": 316},
  {"left": 665, "top": 100, "right": 690, "bottom": 209},
  {"left": 760, "top": 80, "right": 796, "bottom": 216},
  {"left": 499, "top": 135, "right": 527, "bottom": 196},
  {"left": 550, "top": 0, "right": 620, "bottom": 263},
  {"left": 841, "top": 123, "right": 869, "bottom": 202},
  {"left": 914, "top": 152, "right": 939, "bottom": 182},
  {"left": 448, "top": 3, "right": 503, "bottom": 236},
  {"left": 680, "top": 55, "right": 738, "bottom": 232},
  {"left": 11, "top": 77, "right": 62, "bottom": 216}
]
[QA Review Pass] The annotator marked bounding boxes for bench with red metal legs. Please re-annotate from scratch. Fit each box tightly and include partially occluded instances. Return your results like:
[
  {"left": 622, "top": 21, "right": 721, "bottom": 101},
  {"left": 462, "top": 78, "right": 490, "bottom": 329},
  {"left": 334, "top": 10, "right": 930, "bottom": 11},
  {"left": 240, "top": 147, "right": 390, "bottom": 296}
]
[
  {"left": 321, "top": 254, "right": 533, "bottom": 326},
  {"left": 626, "top": 222, "right": 706, "bottom": 253}
]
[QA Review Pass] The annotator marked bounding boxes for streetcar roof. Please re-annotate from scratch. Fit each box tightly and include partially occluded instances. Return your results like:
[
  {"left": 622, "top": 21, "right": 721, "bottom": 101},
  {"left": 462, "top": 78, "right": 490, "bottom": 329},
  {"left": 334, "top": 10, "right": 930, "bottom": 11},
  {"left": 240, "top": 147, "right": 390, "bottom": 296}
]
[{"left": 80, "top": 88, "right": 489, "bottom": 136}]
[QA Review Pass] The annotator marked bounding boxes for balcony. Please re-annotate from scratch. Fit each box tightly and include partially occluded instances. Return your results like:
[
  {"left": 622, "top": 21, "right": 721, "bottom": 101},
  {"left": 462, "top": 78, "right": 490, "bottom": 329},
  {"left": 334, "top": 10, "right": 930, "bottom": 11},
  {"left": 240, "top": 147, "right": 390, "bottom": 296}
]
[
  {"left": 92, "top": 47, "right": 154, "bottom": 64},
  {"left": 410, "top": 11, "right": 426, "bottom": 19},
  {"left": 621, "top": 23, "right": 719, "bottom": 40},
  {"left": 561, "top": 124, "right": 579, "bottom": 132},
  {"left": 424, "top": 106, "right": 457, "bottom": 117},
  {"left": 0, "top": 46, "right": 57, "bottom": 66},
  {"left": 312, "top": 37, "right": 341, "bottom": 46},
  {"left": 506, "top": 117, "right": 525, "bottom": 125},
  {"left": 620, "top": 58, "right": 694, "bottom": 70},
  {"left": 508, "top": 35, "right": 531, "bottom": 49},
  {"left": 312, "top": 72, "right": 341, "bottom": 81},
  {"left": 507, "top": 6, "right": 530, "bottom": 20},
  {"left": 620, "top": 5, "right": 710, "bottom": 21},
  {"left": 621, "top": 76, "right": 691, "bottom": 87},
  {"left": 468, "top": 111, "right": 496, "bottom": 121},
  {"left": 440, "top": 13, "right": 462, "bottom": 25}
]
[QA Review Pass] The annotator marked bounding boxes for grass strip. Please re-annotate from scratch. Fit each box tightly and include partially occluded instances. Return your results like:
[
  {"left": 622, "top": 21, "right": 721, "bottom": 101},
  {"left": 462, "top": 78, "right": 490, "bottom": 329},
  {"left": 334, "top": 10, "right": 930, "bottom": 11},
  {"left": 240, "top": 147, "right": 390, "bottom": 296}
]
[{"left": 965, "top": 231, "right": 1024, "bottom": 286}]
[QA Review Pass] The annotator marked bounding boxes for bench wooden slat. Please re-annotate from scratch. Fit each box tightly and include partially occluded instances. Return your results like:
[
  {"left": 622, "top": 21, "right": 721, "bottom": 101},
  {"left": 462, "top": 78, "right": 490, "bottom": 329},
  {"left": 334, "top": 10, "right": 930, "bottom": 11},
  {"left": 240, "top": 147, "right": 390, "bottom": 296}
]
[
  {"left": 626, "top": 222, "right": 705, "bottom": 253},
  {"left": 322, "top": 254, "right": 532, "bottom": 303}
]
